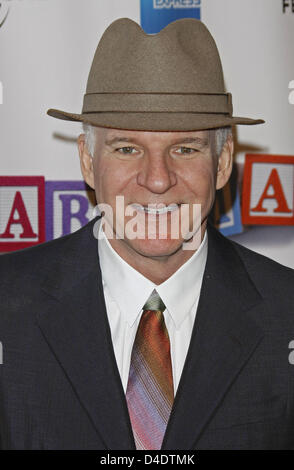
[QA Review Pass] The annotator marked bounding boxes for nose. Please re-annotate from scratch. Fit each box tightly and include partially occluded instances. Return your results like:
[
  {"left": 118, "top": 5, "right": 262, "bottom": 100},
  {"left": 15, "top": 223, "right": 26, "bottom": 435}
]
[{"left": 136, "top": 151, "right": 177, "bottom": 194}]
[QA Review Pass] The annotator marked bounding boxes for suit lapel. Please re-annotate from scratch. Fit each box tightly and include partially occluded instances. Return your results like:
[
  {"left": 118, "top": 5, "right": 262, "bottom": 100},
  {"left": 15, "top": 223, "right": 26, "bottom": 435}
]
[
  {"left": 162, "top": 224, "right": 265, "bottom": 450},
  {"left": 36, "top": 218, "right": 135, "bottom": 450}
]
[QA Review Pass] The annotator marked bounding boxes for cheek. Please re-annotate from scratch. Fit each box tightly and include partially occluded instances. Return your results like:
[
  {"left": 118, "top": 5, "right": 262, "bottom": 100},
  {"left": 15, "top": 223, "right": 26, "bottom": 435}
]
[
  {"left": 184, "top": 160, "right": 217, "bottom": 199},
  {"left": 93, "top": 158, "right": 132, "bottom": 203}
]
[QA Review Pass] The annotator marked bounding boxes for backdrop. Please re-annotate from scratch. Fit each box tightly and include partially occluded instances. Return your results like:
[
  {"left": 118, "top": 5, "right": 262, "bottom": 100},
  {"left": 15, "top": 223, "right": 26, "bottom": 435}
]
[{"left": 0, "top": 0, "right": 293, "bottom": 266}]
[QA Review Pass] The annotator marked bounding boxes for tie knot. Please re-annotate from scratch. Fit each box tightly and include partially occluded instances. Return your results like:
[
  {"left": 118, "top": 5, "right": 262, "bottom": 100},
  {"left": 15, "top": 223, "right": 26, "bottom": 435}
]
[{"left": 143, "top": 289, "right": 166, "bottom": 312}]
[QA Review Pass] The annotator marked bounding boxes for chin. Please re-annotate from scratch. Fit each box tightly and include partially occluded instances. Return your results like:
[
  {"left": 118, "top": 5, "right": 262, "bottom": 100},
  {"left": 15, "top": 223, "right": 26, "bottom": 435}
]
[{"left": 126, "top": 237, "right": 184, "bottom": 259}]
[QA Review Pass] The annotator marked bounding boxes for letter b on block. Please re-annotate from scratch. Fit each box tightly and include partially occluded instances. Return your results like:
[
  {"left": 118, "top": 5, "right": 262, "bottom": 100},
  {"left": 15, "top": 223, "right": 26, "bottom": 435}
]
[{"left": 45, "top": 181, "right": 97, "bottom": 240}]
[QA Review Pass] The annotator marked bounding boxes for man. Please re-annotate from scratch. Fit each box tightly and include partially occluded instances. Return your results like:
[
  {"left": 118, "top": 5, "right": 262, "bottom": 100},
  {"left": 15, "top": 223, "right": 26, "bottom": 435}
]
[{"left": 0, "top": 18, "right": 294, "bottom": 450}]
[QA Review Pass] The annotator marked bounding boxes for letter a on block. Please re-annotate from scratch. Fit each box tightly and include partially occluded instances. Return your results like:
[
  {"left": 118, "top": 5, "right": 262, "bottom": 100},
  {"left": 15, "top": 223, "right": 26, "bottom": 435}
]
[
  {"left": 251, "top": 168, "right": 292, "bottom": 214},
  {"left": 0, "top": 176, "right": 45, "bottom": 252},
  {"left": 242, "top": 154, "right": 294, "bottom": 226},
  {"left": 0, "top": 191, "right": 37, "bottom": 239}
]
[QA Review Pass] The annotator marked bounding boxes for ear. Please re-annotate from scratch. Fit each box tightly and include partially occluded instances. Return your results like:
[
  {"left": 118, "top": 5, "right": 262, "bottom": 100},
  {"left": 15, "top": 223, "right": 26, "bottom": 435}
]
[
  {"left": 216, "top": 134, "right": 234, "bottom": 190},
  {"left": 77, "top": 134, "right": 95, "bottom": 189}
]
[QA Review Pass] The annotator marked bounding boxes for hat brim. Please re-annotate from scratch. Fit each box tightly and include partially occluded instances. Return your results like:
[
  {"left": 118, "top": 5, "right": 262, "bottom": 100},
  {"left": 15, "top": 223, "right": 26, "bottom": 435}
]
[{"left": 47, "top": 108, "right": 264, "bottom": 132}]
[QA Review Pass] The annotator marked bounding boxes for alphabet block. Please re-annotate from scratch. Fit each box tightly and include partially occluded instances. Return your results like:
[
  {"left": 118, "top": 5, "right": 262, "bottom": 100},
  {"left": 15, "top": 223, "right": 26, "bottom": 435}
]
[
  {"left": 0, "top": 176, "right": 45, "bottom": 252},
  {"left": 45, "top": 181, "right": 97, "bottom": 241},
  {"left": 242, "top": 154, "right": 294, "bottom": 225},
  {"left": 213, "top": 182, "right": 243, "bottom": 236}
]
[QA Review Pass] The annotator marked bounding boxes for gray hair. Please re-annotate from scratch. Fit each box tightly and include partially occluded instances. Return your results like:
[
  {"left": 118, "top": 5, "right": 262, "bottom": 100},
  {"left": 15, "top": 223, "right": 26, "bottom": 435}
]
[
  {"left": 82, "top": 123, "right": 232, "bottom": 159},
  {"left": 211, "top": 127, "right": 232, "bottom": 158},
  {"left": 83, "top": 122, "right": 96, "bottom": 157}
]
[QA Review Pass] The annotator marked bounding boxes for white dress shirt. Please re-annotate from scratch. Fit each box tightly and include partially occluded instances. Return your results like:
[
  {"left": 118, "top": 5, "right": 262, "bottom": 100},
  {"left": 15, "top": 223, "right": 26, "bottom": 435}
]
[{"left": 97, "top": 220, "right": 208, "bottom": 394}]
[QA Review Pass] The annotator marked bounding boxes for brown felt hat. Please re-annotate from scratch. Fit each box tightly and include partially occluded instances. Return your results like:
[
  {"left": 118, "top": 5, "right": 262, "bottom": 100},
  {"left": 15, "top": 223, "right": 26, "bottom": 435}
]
[{"left": 47, "top": 17, "right": 264, "bottom": 131}]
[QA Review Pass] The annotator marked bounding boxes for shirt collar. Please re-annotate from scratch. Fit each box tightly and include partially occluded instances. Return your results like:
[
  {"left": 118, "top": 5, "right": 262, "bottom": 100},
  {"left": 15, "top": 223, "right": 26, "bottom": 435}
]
[
  {"left": 98, "top": 219, "right": 208, "bottom": 330},
  {"left": 156, "top": 232, "right": 207, "bottom": 329}
]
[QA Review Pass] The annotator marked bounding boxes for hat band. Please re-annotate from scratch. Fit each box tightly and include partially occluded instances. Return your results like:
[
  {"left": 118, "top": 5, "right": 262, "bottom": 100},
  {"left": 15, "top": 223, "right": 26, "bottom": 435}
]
[{"left": 82, "top": 92, "right": 233, "bottom": 116}]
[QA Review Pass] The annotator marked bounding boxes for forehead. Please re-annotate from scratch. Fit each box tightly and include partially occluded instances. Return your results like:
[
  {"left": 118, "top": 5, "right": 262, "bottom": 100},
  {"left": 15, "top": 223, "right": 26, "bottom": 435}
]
[{"left": 95, "top": 127, "right": 210, "bottom": 146}]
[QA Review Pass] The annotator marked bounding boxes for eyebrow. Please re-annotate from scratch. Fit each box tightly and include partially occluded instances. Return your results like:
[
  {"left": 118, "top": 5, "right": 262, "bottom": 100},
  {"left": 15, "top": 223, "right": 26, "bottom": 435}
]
[
  {"left": 105, "top": 136, "right": 209, "bottom": 147},
  {"left": 105, "top": 137, "right": 135, "bottom": 146},
  {"left": 172, "top": 137, "right": 209, "bottom": 147}
]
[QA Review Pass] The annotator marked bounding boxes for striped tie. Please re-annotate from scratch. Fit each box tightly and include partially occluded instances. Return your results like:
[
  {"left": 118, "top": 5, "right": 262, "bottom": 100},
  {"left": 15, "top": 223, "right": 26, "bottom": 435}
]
[{"left": 126, "top": 289, "right": 174, "bottom": 450}]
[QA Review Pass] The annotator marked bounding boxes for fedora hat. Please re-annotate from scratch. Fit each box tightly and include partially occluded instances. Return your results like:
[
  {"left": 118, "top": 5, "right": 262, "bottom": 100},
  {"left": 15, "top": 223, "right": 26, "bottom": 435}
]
[{"left": 47, "top": 17, "right": 264, "bottom": 131}]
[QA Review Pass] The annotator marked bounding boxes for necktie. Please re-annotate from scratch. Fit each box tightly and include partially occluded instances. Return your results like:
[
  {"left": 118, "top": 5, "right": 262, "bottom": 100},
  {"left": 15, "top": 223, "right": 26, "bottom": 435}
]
[{"left": 126, "top": 289, "right": 174, "bottom": 450}]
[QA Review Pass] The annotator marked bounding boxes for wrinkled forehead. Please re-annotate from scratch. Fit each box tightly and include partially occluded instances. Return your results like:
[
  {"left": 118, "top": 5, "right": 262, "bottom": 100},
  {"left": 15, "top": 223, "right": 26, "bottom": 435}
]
[{"left": 95, "top": 126, "right": 212, "bottom": 146}]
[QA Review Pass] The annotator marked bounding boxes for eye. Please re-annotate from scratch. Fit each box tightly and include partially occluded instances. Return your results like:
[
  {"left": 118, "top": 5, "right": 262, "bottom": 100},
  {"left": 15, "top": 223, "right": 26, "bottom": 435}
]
[
  {"left": 172, "top": 147, "right": 200, "bottom": 158},
  {"left": 116, "top": 146, "right": 137, "bottom": 155},
  {"left": 175, "top": 147, "right": 198, "bottom": 154}
]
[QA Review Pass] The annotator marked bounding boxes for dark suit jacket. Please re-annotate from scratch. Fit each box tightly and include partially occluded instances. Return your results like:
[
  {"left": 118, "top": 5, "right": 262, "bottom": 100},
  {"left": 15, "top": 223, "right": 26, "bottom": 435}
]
[{"left": 0, "top": 217, "right": 294, "bottom": 450}]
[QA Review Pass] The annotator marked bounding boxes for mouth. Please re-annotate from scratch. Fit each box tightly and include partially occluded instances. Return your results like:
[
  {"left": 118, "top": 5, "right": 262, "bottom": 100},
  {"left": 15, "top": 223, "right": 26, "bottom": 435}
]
[{"left": 131, "top": 203, "right": 180, "bottom": 215}]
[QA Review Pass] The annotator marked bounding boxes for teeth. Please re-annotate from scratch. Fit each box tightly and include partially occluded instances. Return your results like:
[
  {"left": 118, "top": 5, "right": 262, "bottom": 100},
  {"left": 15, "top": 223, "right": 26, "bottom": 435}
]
[{"left": 132, "top": 204, "right": 179, "bottom": 215}]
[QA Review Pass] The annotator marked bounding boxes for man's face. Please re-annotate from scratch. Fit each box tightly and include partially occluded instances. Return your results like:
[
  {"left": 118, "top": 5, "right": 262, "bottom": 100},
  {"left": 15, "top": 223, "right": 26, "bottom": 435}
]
[{"left": 78, "top": 127, "right": 232, "bottom": 260}]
